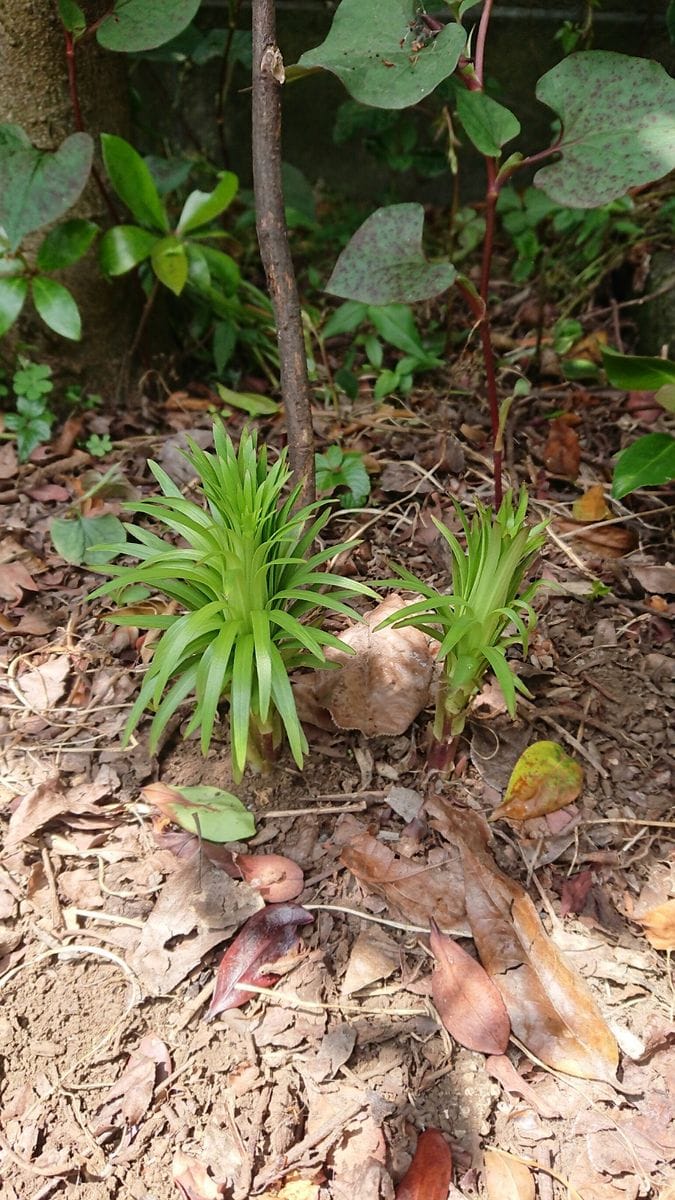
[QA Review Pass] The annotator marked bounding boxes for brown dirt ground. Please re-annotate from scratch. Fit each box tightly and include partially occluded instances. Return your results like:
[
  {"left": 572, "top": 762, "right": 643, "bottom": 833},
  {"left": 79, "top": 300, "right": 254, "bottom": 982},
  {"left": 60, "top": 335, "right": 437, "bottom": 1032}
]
[{"left": 1, "top": 361, "right": 674, "bottom": 1200}]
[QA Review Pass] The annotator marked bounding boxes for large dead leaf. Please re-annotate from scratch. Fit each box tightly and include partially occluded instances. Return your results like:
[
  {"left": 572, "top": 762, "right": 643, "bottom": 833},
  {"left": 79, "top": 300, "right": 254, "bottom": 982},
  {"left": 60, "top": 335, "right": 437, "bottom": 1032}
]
[
  {"left": 297, "top": 594, "right": 435, "bottom": 735},
  {"left": 128, "top": 855, "right": 263, "bottom": 996},
  {"left": 207, "top": 903, "right": 314, "bottom": 1019},
  {"left": 425, "top": 795, "right": 618, "bottom": 1082},
  {"left": 483, "top": 1149, "right": 535, "bottom": 1200},
  {"left": 6, "top": 776, "right": 113, "bottom": 849},
  {"left": 15, "top": 655, "right": 70, "bottom": 711},
  {"left": 395, "top": 1129, "right": 453, "bottom": 1200},
  {"left": 429, "top": 918, "right": 510, "bottom": 1055},
  {"left": 555, "top": 519, "right": 637, "bottom": 557},
  {"left": 340, "top": 828, "right": 470, "bottom": 936},
  {"left": 460, "top": 842, "right": 619, "bottom": 1083},
  {"left": 491, "top": 740, "right": 584, "bottom": 822}
]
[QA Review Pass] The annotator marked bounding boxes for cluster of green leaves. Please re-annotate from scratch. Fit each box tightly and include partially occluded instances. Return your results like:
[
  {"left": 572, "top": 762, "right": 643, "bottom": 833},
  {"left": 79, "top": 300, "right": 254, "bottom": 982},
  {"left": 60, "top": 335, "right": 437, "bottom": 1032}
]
[
  {"left": 602, "top": 347, "right": 675, "bottom": 498},
  {"left": 1, "top": 359, "right": 55, "bottom": 460},
  {"left": 323, "top": 299, "right": 444, "bottom": 401},
  {"left": 332, "top": 100, "right": 449, "bottom": 178},
  {"left": 378, "top": 490, "right": 548, "bottom": 738},
  {"left": 497, "top": 186, "right": 643, "bottom": 288},
  {"left": 91, "top": 424, "right": 375, "bottom": 781},
  {"left": 0, "top": 126, "right": 96, "bottom": 341},
  {"left": 315, "top": 444, "right": 371, "bottom": 509}
]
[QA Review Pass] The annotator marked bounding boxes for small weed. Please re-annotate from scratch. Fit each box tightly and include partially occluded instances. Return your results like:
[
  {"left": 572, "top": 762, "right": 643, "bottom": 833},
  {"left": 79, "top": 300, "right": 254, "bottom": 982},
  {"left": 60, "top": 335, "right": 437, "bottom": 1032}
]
[{"left": 315, "top": 444, "right": 371, "bottom": 508}]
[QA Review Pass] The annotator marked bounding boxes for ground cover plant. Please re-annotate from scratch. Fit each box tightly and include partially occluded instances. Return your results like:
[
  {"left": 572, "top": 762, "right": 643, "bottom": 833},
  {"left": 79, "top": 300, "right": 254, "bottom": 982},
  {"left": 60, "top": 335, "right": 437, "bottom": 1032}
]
[{"left": 0, "top": 3, "right": 674, "bottom": 1199}]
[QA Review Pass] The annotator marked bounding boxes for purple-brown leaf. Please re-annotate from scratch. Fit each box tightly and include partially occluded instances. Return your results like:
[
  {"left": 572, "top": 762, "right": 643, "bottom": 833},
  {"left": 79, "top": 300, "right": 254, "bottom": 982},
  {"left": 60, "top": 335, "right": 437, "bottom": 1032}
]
[
  {"left": 429, "top": 918, "right": 510, "bottom": 1055},
  {"left": 395, "top": 1129, "right": 453, "bottom": 1200},
  {"left": 233, "top": 852, "right": 304, "bottom": 902},
  {"left": 206, "top": 903, "right": 314, "bottom": 1020}
]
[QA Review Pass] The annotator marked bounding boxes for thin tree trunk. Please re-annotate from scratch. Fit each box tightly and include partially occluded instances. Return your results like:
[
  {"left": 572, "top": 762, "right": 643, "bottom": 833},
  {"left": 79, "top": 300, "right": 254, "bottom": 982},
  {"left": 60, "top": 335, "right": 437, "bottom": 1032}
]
[{"left": 251, "top": 0, "right": 315, "bottom": 503}]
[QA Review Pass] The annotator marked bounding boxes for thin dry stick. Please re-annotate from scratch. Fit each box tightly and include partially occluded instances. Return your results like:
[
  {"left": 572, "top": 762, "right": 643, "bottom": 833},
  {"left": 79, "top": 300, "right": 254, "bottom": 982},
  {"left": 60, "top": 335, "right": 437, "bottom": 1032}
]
[
  {"left": 251, "top": 0, "right": 315, "bottom": 502},
  {"left": 233, "top": 980, "right": 427, "bottom": 1017}
]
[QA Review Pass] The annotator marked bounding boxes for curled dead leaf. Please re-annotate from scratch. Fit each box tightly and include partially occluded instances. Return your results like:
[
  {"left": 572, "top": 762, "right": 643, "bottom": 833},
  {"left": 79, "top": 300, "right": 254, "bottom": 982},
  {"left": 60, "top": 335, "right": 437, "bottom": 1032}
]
[
  {"left": 298, "top": 595, "right": 435, "bottom": 736},
  {"left": 543, "top": 418, "right": 580, "bottom": 479},
  {"left": 572, "top": 484, "right": 611, "bottom": 523},
  {"left": 207, "top": 903, "right": 314, "bottom": 1019},
  {"left": 233, "top": 853, "right": 304, "bottom": 902}
]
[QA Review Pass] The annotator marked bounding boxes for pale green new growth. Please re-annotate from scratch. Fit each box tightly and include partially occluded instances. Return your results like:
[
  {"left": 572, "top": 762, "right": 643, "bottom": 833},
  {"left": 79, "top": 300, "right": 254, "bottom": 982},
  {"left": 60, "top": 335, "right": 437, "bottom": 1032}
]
[
  {"left": 377, "top": 490, "right": 547, "bottom": 739},
  {"left": 91, "top": 423, "right": 374, "bottom": 780}
]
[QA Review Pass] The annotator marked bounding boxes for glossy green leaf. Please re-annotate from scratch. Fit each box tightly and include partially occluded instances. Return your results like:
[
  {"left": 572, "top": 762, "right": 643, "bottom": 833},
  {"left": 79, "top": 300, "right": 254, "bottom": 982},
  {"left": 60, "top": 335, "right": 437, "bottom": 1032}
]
[
  {"left": 151, "top": 236, "right": 189, "bottom": 295},
  {"left": 535, "top": 52, "right": 675, "bottom": 207},
  {"left": 297, "top": 0, "right": 466, "bottom": 109},
  {"left": 455, "top": 90, "right": 521, "bottom": 158},
  {"left": 197, "top": 245, "right": 240, "bottom": 294},
  {"left": 37, "top": 218, "right": 98, "bottom": 270},
  {"left": 0, "top": 127, "right": 93, "bottom": 251},
  {"left": 602, "top": 346, "right": 675, "bottom": 391},
  {"left": 51, "top": 514, "right": 127, "bottom": 566},
  {"left": 0, "top": 277, "right": 28, "bottom": 335},
  {"left": 101, "top": 134, "right": 169, "bottom": 231},
  {"left": 32, "top": 277, "right": 81, "bottom": 340},
  {"left": 99, "top": 225, "right": 159, "bottom": 275},
  {"left": 611, "top": 433, "right": 675, "bottom": 498},
  {"left": 97, "top": 0, "right": 201, "bottom": 52},
  {"left": 327, "top": 203, "right": 456, "bottom": 304},
  {"left": 177, "top": 171, "right": 238, "bottom": 234},
  {"left": 58, "top": 0, "right": 86, "bottom": 37}
]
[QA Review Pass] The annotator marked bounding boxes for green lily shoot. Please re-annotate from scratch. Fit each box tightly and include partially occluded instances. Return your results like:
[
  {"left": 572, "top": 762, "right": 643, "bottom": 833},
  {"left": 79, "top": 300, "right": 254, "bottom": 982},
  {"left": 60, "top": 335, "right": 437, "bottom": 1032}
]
[
  {"left": 378, "top": 490, "right": 547, "bottom": 758},
  {"left": 91, "top": 424, "right": 374, "bottom": 780}
]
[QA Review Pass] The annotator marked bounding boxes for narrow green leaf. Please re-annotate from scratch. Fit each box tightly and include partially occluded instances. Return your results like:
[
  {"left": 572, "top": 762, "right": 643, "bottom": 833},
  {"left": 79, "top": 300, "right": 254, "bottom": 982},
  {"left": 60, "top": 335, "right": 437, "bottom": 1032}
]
[
  {"left": 151, "top": 235, "right": 189, "bottom": 295},
  {"left": 323, "top": 300, "right": 369, "bottom": 338},
  {"left": 251, "top": 610, "right": 273, "bottom": 723},
  {"left": 611, "top": 433, "right": 675, "bottom": 499},
  {"left": 37, "top": 218, "right": 98, "bottom": 270},
  {"left": 215, "top": 384, "right": 280, "bottom": 416},
  {"left": 101, "top": 134, "right": 169, "bottom": 231},
  {"left": 177, "top": 171, "right": 238, "bottom": 234},
  {"left": 231, "top": 634, "right": 254, "bottom": 780},
  {"left": 455, "top": 90, "right": 521, "bottom": 158},
  {"left": 32, "top": 277, "right": 81, "bottom": 340},
  {"left": 0, "top": 277, "right": 28, "bottom": 334}
]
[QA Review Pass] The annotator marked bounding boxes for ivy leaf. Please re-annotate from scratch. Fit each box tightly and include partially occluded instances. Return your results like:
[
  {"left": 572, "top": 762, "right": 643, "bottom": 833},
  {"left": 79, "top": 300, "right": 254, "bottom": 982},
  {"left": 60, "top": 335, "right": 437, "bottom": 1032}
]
[
  {"left": 0, "top": 127, "right": 93, "bottom": 251},
  {"left": 97, "top": 0, "right": 201, "bottom": 53},
  {"left": 535, "top": 52, "right": 675, "bottom": 207},
  {"left": 611, "top": 433, "right": 675, "bottom": 499},
  {"left": 455, "top": 90, "right": 521, "bottom": 158},
  {"left": 297, "top": 0, "right": 466, "bottom": 110},
  {"left": 327, "top": 204, "right": 456, "bottom": 304},
  {"left": 31, "top": 277, "right": 82, "bottom": 340},
  {"left": 51, "top": 513, "right": 127, "bottom": 566}
]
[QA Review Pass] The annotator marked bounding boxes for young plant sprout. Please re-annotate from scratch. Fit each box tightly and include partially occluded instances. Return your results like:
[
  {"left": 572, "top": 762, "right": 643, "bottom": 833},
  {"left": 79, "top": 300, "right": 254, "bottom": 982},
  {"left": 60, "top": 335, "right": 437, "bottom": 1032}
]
[
  {"left": 377, "top": 490, "right": 547, "bottom": 762},
  {"left": 91, "top": 424, "right": 374, "bottom": 780}
]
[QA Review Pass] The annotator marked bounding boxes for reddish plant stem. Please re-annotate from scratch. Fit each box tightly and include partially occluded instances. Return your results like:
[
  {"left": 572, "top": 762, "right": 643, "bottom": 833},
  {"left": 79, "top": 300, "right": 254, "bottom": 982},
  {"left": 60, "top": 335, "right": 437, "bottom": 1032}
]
[
  {"left": 456, "top": 279, "right": 502, "bottom": 506},
  {"left": 62, "top": 27, "right": 119, "bottom": 224},
  {"left": 474, "top": 0, "right": 495, "bottom": 88}
]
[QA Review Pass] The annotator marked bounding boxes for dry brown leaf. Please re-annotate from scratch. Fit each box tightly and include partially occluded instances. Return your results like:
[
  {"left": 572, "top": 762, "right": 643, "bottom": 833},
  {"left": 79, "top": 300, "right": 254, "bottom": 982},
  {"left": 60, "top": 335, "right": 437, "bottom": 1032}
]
[
  {"left": 485, "top": 1055, "right": 559, "bottom": 1119},
  {"left": 429, "top": 918, "right": 510, "bottom": 1054},
  {"left": 483, "top": 1149, "right": 535, "bottom": 1200},
  {"left": 340, "top": 829, "right": 470, "bottom": 936},
  {"left": 543, "top": 418, "right": 580, "bottom": 479},
  {"left": 0, "top": 560, "right": 40, "bottom": 602},
  {"left": 172, "top": 1150, "right": 222, "bottom": 1199},
  {"left": 341, "top": 927, "right": 400, "bottom": 996},
  {"left": 16, "top": 655, "right": 70, "bottom": 712},
  {"left": 572, "top": 484, "right": 611, "bottom": 522},
  {"left": 128, "top": 854, "right": 263, "bottom": 996},
  {"left": 395, "top": 1129, "right": 453, "bottom": 1200},
  {"left": 6, "top": 776, "right": 111, "bottom": 849},
  {"left": 0, "top": 442, "right": 18, "bottom": 479},
  {"left": 633, "top": 899, "right": 675, "bottom": 951},
  {"left": 555, "top": 519, "right": 637, "bottom": 558},
  {"left": 91, "top": 1034, "right": 171, "bottom": 1135},
  {"left": 460, "top": 842, "right": 619, "bottom": 1082},
  {"left": 304, "top": 595, "right": 435, "bottom": 736},
  {"left": 629, "top": 562, "right": 675, "bottom": 595},
  {"left": 234, "top": 852, "right": 304, "bottom": 902}
]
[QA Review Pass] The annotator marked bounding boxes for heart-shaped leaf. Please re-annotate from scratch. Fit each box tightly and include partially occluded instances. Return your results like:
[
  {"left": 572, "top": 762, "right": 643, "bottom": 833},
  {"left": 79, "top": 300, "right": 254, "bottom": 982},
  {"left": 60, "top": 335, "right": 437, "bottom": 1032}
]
[
  {"left": 97, "top": 0, "right": 201, "bottom": 52},
  {"left": 51, "top": 514, "right": 127, "bottom": 566},
  {"left": 535, "top": 52, "right": 675, "bottom": 207},
  {"left": 327, "top": 204, "right": 456, "bottom": 304},
  {"left": 0, "top": 126, "right": 93, "bottom": 251},
  {"left": 297, "top": 0, "right": 466, "bottom": 110},
  {"left": 492, "top": 740, "right": 584, "bottom": 822}
]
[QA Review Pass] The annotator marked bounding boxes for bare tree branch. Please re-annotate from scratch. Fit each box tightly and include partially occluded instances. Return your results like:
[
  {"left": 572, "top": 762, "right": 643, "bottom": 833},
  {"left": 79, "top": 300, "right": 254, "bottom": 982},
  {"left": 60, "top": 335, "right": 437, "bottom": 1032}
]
[{"left": 251, "top": 0, "right": 315, "bottom": 503}]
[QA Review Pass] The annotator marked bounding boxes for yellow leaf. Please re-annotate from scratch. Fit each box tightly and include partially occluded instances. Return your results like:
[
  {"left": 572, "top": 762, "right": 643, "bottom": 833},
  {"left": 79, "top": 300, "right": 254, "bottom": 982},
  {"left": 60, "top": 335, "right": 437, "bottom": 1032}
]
[
  {"left": 572, "top": 484, "right": 611, "bottom": 522},
  {"left": 491, "top": 740, "right": 583, "bottom": 821}
]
